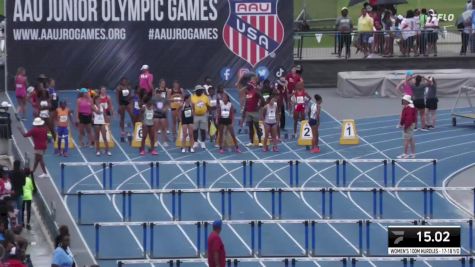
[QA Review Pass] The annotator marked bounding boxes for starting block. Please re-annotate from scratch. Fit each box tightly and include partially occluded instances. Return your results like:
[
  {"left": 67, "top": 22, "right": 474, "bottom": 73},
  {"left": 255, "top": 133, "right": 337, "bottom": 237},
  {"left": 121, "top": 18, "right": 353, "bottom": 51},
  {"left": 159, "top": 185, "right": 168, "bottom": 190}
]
[
  {"left": 339, "top": 119, "right": 359, "bottom": 145},
  {"left": 132, "top": 122, "right": 157, "bottom": 148},
  {"left": 99, "top": 124, "right": 115, "bottom": 148},
  {"left": 175, "top": 123, "right": 192, "bottom": 148},
  {"left": 297, "top": 120, "right": 313, "bottom": 146}
]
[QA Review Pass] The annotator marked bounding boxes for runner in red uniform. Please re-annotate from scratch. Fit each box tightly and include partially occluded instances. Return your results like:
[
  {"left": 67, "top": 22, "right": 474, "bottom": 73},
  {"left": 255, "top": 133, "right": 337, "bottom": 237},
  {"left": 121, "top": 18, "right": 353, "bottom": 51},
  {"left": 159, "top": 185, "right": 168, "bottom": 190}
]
[
  {"left": 285, "top": 65, "right": 303, "bottom": 99},
  {"left": 244, "top": 76, "right": 264, "bottom": 146},
  {"left": 291, "top": 81, "right": 311, "bottom": 138}
]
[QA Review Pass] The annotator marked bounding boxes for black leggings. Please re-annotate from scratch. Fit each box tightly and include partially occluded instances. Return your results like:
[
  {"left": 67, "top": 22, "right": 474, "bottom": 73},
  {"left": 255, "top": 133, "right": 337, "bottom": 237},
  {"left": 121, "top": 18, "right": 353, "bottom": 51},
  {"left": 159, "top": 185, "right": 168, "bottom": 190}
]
[
  {"left": 338, "top": 33, "right": 351, "bottom": 57},
  {"left": 22, "top": 200, "right": 31, "bottom": 225},
  {"left": 248, "top": 120, "right": 262, "bottom": 143},
  {"left": 193, "top": 129, "right": 206, "bottom": 142},
  {"left": 279, "top": 106, "right": 286, "bottom": 130}
]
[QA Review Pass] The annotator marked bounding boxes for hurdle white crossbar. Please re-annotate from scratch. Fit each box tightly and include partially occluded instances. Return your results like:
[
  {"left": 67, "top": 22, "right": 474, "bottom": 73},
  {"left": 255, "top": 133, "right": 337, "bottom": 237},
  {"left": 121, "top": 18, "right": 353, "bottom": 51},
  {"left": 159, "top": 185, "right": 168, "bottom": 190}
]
[
  {"left": 60, "top": 159, "right": 436, "bottom": 167},
  {"left": 94, "top": 218, "right": 472, "bottom": 227},
  {"left": 71, "top": 186, "right": 475, "bottom": 196},
  {"left": 118, "top": 256, "right": 468, "bottom": 265}
]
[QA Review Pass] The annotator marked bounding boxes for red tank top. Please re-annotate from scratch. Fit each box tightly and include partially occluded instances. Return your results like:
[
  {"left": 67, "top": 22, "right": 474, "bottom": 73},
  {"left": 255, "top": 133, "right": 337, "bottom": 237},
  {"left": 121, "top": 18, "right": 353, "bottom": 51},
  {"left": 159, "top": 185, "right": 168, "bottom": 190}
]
[
  {"left": 245, "top": 87, "right": 259, "bottom": 112},
  {"left": 286, "top": 73, "right": 302, "bottom": 94},
  {"left": 99, "top": 96, "right": 110, "bottom": 112}
]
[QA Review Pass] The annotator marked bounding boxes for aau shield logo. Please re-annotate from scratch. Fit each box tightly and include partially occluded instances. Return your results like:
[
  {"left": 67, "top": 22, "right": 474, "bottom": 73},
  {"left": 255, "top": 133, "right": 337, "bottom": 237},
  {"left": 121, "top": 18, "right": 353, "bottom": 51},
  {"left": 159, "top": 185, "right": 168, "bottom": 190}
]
[{"left": 223, "top": 0, "right": 285, "bottom": 67}]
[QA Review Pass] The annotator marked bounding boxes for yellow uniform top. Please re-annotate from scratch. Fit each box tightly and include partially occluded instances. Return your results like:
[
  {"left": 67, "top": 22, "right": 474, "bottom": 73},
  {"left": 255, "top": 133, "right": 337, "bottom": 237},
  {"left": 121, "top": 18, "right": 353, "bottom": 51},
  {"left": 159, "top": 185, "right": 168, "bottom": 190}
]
[{"left": 191, "top": 94, "right": 210, "bottom": 116}]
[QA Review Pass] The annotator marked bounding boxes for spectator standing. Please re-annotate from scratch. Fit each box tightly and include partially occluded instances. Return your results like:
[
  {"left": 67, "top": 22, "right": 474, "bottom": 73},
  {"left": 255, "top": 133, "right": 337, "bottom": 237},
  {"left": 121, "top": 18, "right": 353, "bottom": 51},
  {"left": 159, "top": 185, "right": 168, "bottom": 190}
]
[
  {"left": 424, "top": 9, "right": 439, "bottom": 56},
  {"left": 460, "top": 9, "right": 473, "bottom": 55},
  {"left": 357, "top": 8, "right": 374, "bottom": 58},
  {"left": 139, "top": 65, "right": 154, "bottom": 100},
  {"left": 419, "top": 9, "right": 428, "bottom": 55},
  {"left": 14, "top": 67, "right": 28, "bottom": 121},
  {"left": 401, "top": 10, "right": 416, "bottom": 57},
  {"left": 51, "top": 234, "right": 75, "bottom": 267},
  {"left": 413, "top": 9, "right": 421, "bottom": 57},
  {"left": 21, "top": 169, "right": 35, "bottom": 230},
  {"left": 191, "top": 85, "right": 210, "bottom": 150},
  {"left": 18, "top": 118, "right": 51, "bottom": 178},
  {"left": 411, "top": 76, "right": 429, "bottom": 131},
  {"left": 10, "top": 160, "right": 24, "bottom": 223},
  {"left": 207, "top": 220, "right": 226, "bottom": 267},
  {"left": 425, "top": 76, "right": 439, "bottom": 129},
  {"left": 55, "top": 225, "right": 70, "bottom": 248},
  {"left": 336, "top": 7, "right": 353, "bottom": 58},
  {"left": 382, "top": 10, "right": 395, "bottom": 57},
  {"left": 398, "top": 95, "right": 417, "bottom": 159},
  {"left": 396, "top": 71, "right": 415, "bottom": 96}
]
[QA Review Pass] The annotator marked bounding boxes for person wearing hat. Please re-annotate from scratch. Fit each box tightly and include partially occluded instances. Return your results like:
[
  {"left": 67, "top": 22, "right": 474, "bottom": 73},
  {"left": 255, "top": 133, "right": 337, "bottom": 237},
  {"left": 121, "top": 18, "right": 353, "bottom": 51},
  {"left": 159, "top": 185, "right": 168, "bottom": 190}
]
[
  {"left": 336, "top": 7, "right": 353, "bottom": 58},
  {"left": 191, "top": 85, "right": 211, "bottom": 150},
  {"left": 139, "top": 65, "right": 154, "bottom": 99},
  {"left": 14, "top": 67, "right": 28, "bottom": 120},
  {"left": 207, "top": 220, "right": 226, "bottom": 267},
  {"left": 398, "top": 95, "right": 417, "bottom": 159},
  {"left": 76, "top": 88, "right": 95, "bottom": 147},
  {"left": 18, "top": 118, "right": 52, "bottom": 178},
  {"left": 396, "top": 71, "right": 415, "bottom": 96}
]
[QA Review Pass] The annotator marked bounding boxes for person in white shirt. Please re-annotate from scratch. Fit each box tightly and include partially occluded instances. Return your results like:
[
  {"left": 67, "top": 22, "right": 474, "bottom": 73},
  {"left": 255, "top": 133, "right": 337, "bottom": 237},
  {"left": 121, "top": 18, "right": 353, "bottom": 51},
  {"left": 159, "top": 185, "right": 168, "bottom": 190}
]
[
  {"left": 424, "top": 9, "right": 439, "bottom": 56},
  {"left": 401, "top": 10, "right": 416, "bottom": 56}
]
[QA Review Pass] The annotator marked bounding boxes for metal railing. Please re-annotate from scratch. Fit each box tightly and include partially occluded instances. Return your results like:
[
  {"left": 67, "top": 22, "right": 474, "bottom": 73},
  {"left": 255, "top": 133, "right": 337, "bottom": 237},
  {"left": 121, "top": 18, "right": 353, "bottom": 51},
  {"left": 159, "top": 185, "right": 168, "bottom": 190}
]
[{"left": 294, "top": 29, "right": 475, "bottom": 60}]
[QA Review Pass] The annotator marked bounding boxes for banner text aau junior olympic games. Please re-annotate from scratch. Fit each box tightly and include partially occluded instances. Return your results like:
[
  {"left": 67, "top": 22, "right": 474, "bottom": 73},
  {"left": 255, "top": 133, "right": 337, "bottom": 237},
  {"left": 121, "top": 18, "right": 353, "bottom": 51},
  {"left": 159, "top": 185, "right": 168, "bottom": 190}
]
[{"left": 13, "top": 0, "right": 219, "bottom": 22}]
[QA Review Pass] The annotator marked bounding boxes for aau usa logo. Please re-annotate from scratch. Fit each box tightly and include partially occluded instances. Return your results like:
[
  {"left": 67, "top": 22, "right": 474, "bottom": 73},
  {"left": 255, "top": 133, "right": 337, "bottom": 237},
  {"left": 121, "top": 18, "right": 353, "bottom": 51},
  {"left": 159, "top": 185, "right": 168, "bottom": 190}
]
[{"left": 223, "top": 0, "right": 285, "bottom": 67}]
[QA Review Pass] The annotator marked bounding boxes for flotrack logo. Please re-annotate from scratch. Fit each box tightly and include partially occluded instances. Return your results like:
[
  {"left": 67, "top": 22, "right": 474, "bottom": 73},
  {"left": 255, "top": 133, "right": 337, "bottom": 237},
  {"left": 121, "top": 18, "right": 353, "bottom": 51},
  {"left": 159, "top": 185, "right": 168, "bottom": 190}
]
[{"left": 222, "top": 0, "right": 285, "bottom": 67}]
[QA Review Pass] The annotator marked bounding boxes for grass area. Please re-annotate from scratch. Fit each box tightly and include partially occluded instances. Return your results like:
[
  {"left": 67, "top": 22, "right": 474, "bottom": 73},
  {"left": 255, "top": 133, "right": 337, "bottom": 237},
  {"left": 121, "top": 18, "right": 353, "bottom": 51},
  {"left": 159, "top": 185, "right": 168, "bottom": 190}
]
[
  {"left": 0, "top": 0, "right": 3, "bottom": 17},
  {"left": 295, "top": 0, "right": 466, "bottom": 29}
]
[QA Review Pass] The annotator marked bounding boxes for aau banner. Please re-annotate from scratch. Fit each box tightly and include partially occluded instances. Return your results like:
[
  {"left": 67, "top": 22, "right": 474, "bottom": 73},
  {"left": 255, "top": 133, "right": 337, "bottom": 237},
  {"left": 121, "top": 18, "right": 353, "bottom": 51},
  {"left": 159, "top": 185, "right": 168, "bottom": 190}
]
[{"left": 6, "top": 0, "right": 293, "bottom": 90}]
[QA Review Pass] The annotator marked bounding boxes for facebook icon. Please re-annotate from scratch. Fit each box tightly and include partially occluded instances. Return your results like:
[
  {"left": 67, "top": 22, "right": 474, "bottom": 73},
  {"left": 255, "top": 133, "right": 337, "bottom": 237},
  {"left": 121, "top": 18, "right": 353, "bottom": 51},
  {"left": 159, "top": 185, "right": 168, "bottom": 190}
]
[{"left": 220, "top": 67, "right": 232, "bottom": 81}]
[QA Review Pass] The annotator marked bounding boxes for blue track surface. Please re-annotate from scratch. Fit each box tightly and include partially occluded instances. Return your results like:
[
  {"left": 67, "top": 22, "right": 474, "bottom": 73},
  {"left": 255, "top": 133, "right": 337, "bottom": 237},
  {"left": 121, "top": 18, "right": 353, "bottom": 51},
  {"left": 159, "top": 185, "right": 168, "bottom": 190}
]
[{"left": 8, "top": 90, "right": 475, "bottom": 267}]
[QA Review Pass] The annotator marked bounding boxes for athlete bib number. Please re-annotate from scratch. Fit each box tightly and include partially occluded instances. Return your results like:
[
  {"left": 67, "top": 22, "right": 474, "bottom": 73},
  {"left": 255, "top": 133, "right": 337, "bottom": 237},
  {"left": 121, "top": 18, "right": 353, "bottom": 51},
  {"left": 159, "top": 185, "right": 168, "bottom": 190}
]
[
  {"left": 94, "top": 114, "right": 105, "bottom": 125},
  {"left": 221, "top": 110, "right": 230, "bottom": 118},
  {"left": 122, "top": 89, "right": 129, "bottom": 97},
  {"left": 145, "top": 112, "right": 153, "bottom": 120},
  {"left": 210, "top": 100, "right": 217, "bottom": 107},
  {"left": 184, "top": 110, "right": 192, "bottom": 118},
  {"left": 156, "top": 102, "right": 163, "bottom": 110},
  {"left": 296, "top": 96, "right": 304, "bottom": 104},
  {"left": 134, "top": 101, "right": 140, "bottom": 110},
  {"left": 267, "top": 111, "right": 276, "bottom": 121},
  {"left": 59, "top": 115, "right": 68, "bottom": 123},
  {"left": 40, "top": 110, "right": 49, "bottom": 118}
]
